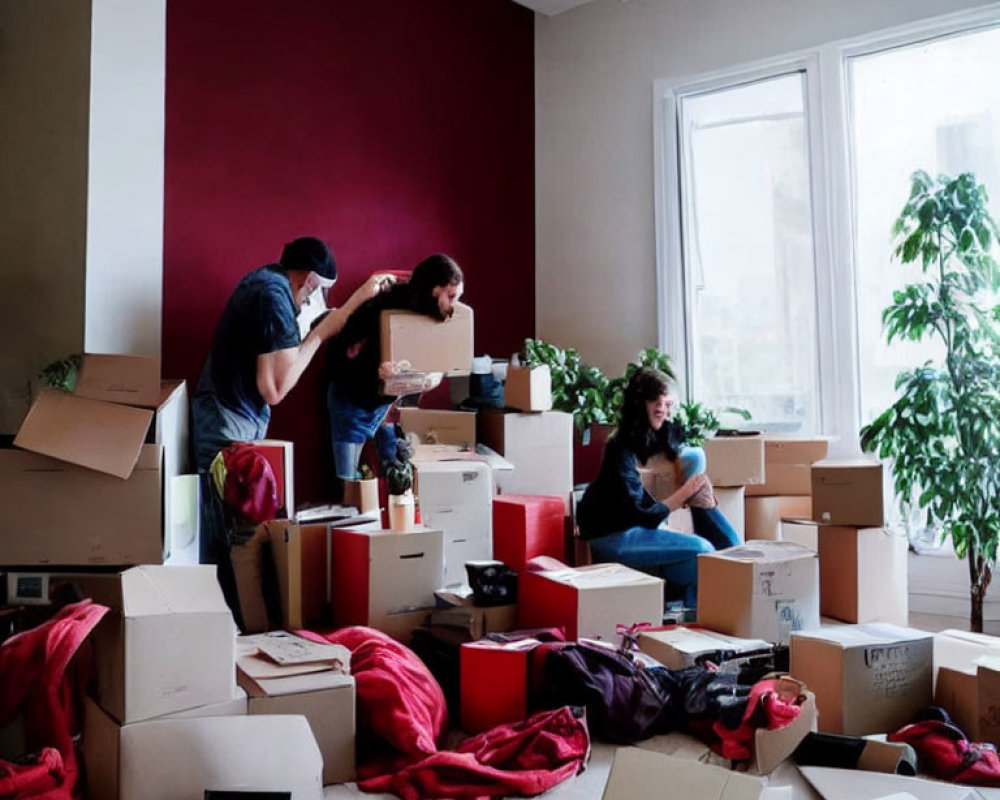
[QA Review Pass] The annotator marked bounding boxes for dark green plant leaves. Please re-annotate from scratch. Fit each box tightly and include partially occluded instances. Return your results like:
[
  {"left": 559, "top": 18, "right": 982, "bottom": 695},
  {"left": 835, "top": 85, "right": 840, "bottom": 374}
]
[{"left": 860, "top": 170, "right": 1000, "bottom": 625}]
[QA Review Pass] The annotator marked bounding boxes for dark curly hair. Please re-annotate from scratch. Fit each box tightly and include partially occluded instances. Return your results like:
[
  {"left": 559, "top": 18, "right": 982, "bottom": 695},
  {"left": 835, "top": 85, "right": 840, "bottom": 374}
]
[
  {"left": 410, "top": 254, "right": 463, "bottom": 320},
  {"left": 617, "top": 366, "right": 683, "bottom": 463}
]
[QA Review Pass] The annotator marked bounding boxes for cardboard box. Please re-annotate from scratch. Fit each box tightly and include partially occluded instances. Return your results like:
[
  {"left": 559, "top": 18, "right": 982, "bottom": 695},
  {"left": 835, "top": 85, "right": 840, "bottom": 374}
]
[
  {"left": 0, "top": 444, "right": 163, "bottom": 566},
  {"left": 932, "top": 630, "right": 1000, "bottom": 741},
  {"left": 82, "top": 691, "right": 250, "bottom": 800},
  {"left": 789, "top": 623, "right": 933, "bottom": 735},
  {"left": 267, "top": 521, "right": 331, "bottom": 630},
  {"left": 414, "top": 460, "right": 493, "bottom": 587},
  {"left": 744, "top": 495, "right": 813, "bottom": 541},
  {"left": 85, "top": 707, "right": 323, "bottom": 800},
  {"left": 400, "top": 408, "right": 477, "bottom": 446},
  {"left": 504, "top": 365, "right": 552, "bottom": 412},
  {"left": 15, "top": 388, "right": 153, "bottom": 479},
  {"left": 703, "top": 436, "right": 765, "bottom": 487},
  {"left": 428, "top": 603, "right": 518, "bottom": 640},
  {"left": 745, "top": 435, "right": 830, "bottom": 496},
  {"left": 410, "top": 443, "right": 515, "bottom": 496},
  {"left": 330, "top": 526, "right": 444, "bottom": 640},
  {"left": 637, "top": 625, "right": 771, "bottom": 670},
  {"left": 237, "top": 646, "right": 356, "bottom": 785},
  {"left": 479, "top": 409, "right": 574, "bottom": 512},
  {"left": 818, "top": 526, "right": 908, "bottom": 624},
  {"left": 602, "top": 747, "right": 764, "bottom": 800},
  {"left": 344, "top": 477, "right": 379, "bottom": 514},
  {"left": 72, "top": 353, "right": 162, "bottom": 408},
  {"left": 460, "top": 638, "right": 539, "bottom": 733},
  {"left": 752, "top": 681, "right": 818, "bottom": 774},
  {"left": 697, "top": 541, "right": 820, "bottom": 644},
  {"left": 780, "top": 517, "right": 818, "bottom": 550},
  {"left": 800, "top": 764, "right": 980, "bottom": 800},
  {"left": 517, "top": 563, "right": 663, "bottom": 642},
  {"left": 230, "top": 523, "right": 276, "bottom": 634},
  {"left": 811, "top": 459, "right": 886, "bottom": 527},
  {"left": 74, "top": 565, "right": 237, "bottom": 723},
  {"left": 492, "top": 494, "right": 566, "bottom": 574},
  {"left": 380, "top": 301, "right": 474, "bottom": 374},
  {"left": 977, "top": 656, "right": 1000, "bottom": 746}
]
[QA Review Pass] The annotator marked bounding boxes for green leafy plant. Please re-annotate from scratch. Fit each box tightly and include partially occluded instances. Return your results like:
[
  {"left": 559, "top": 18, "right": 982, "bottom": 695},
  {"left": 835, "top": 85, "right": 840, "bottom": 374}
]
[
  {"left": 382, "top": 435, "right": 414, "bottom": 495},
  {"left": 675, "top": 402, "right": 754, "bottom": 446},
  {"left": 859, "top": 170, "right": 1000, "bottom": 632},
  {"left": 522, "top": 338, "right": 616, "bottom": 430},
  {"left": 38, "top": 354, "right": 83, "bottom": 393}
]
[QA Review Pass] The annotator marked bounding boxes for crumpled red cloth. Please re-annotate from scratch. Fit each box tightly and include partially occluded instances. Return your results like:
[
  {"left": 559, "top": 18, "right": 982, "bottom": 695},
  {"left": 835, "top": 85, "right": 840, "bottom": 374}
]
[
  {"left": 299, "top": 626, "right": 448, "bottom": 776},
  {"left": 360, "top": 705, "right": 590, "bottom": 800},
  {"left": 222, "top": 443, "right": 279, "bottom": 524},
  {"left": 300, "top": 626, "right": 590, "bottom": 799},
  {"left": 890, "top": 719, "right": 1000, "bottom": 787},
  {"left": 711, "top": 677, "right": 804, "bottom": 761},
  {"left": 0, "top": 599, "right": 109, "bottom": 799}
]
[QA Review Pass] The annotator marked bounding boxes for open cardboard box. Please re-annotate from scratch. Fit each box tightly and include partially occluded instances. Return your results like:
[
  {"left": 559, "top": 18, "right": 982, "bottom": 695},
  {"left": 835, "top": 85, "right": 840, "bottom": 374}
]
[{"left": 602, "top": 747, "right": 764, "bottom": 800}]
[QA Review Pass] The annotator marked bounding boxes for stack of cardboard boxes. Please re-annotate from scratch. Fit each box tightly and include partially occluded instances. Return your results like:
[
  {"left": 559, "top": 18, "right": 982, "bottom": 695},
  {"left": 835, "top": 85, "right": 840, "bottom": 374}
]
[{"left": 745, "top": 435, "right": 829, "bottom": 543}]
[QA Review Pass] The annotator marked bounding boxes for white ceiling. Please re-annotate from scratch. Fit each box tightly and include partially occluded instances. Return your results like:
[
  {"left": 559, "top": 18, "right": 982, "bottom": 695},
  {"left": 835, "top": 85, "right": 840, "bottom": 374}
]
[{"left": 510, "top": 0, "right": 600, "bottom": 17}]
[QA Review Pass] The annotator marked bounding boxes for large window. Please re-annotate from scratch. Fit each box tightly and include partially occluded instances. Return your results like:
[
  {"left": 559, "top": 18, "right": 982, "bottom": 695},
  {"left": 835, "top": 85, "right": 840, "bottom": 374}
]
[
  {"left": 656, "top": 8, "right": 1000, "bottom": 452},
  {"left": 851, "top": 25, "right": 1000, "bottom": 424},
  {"left": 677, "top": 73, "right": 819, "bottom": 432}
]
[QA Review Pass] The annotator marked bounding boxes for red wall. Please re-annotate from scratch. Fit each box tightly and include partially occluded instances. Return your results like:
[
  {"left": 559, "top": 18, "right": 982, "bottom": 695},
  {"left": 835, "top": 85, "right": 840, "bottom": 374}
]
[{"left": 162, "top": 0, "right": 535, "bottom": 503}]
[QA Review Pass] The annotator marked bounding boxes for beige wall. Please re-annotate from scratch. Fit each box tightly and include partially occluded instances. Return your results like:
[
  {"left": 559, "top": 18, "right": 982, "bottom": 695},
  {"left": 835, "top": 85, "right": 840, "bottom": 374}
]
[
  {"left": 0, "top": 0, "right": 91, "bottom": 432},
  {"left": 534, "top": 0, "right": 999, "bottom": 376}
]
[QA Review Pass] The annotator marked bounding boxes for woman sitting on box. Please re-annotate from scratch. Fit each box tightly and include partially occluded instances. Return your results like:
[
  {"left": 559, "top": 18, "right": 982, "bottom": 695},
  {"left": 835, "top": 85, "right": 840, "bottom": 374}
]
[{"left": 575, "top": 366, "right": 739, "bottom": 606}]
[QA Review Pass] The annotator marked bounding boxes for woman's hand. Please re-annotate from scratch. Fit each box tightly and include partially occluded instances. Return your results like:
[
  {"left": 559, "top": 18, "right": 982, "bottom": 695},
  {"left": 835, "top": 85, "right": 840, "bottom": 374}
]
[{"left": 664, "top": 473, "right": 712, "bottom": 512}]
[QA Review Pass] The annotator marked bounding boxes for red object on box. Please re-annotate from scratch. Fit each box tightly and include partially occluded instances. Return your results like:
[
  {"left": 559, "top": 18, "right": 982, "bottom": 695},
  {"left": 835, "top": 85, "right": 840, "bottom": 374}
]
[
  {"left": 492, "top": 495, "right": 566, "bottom": 574},
  {"left": 460, "top": 639, "right": 540, "bottom": 733}
]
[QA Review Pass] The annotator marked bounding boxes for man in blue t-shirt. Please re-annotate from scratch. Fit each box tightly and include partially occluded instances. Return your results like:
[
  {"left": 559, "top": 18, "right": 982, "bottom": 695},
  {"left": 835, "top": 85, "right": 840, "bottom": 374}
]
[{"left": 192, "top": 236, "right": 382, "bottom": 471}]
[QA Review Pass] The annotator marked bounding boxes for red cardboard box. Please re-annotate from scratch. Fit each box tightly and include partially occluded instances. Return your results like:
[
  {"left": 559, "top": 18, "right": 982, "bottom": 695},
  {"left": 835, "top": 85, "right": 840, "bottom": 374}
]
[
  {"left": 460, "top": 638, "right": 540, "bottom": 733},
  {"left": 517, "top": 563, "right": 663, "bottom": 642},
  {"left": 330, "top": 526, "right": 443, "bottom": 642},
  {"left": 492, "top": 495, "right": 565, "bottom": 574}
]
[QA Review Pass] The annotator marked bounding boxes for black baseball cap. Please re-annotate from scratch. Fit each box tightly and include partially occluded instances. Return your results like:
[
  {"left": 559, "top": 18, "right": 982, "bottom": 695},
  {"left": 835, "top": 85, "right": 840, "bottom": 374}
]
[{"left": 279, "top": 236, "right": 337, "bottom": 287}]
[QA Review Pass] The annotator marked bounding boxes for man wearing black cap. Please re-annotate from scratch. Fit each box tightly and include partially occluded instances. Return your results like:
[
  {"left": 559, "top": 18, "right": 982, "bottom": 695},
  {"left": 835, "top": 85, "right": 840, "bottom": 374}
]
[{"left": 191, "top": 236, "right": 381, "bottom": 471}]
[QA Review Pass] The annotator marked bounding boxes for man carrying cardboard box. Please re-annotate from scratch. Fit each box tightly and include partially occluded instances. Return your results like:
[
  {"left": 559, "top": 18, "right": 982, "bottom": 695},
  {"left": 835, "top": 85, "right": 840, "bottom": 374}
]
[
  {"left": 323, "top": 254, "right": 465, "bottom": 491},
  {"left": 191, "top": 237, "right": 388, "bottom": 623}
]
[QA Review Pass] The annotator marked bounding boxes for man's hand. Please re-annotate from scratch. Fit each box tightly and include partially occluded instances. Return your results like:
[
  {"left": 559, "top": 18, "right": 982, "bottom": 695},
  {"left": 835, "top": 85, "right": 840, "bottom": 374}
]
[{"left": 378, "top": 360, "right": 411, "bottom": 380}]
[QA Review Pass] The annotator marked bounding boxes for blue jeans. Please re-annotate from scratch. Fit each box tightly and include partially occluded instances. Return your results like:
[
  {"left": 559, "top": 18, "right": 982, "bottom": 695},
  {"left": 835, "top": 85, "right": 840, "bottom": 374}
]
[
  {"left": 588, "top": 446, "right": 738, "bottom": 607},
  {"left": 326, "top": 383, "right": 397, "bottom": 481}
]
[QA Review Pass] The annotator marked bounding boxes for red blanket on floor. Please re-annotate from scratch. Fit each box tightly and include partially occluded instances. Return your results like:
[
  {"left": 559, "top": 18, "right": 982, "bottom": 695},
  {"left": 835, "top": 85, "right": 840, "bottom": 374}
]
[
  {"left": 303, "top": 626, "right": 590, "bottom": 799},
  {"left": 0, "top": 600, "right": 109, "bottom": 800}
]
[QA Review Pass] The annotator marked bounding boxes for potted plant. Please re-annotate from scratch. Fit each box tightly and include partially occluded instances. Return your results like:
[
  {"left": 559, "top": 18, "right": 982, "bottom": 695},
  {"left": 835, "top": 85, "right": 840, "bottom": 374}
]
[
  {"left": 860, "top": 170, "right": 1000, "bottom": 632},
  {"left": 383, "top": 434, "right": 416, "bottom": 532}
]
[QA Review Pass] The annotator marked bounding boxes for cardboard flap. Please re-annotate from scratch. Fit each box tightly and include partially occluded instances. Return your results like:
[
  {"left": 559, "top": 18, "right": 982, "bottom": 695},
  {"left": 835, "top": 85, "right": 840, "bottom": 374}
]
[
  {"left": 120, "top": 565, "right": 230, "bottom": 617},
  {"left": 718, "top": 541, "right": 817, "bottom": 563},
  {"left": 602, "top": 747, "right": 763, "bottom": 800},
  {"left": 15, "top": 389, "right": 153, "bottom": 478},
  {"left": 799, "top": 765, "right": 979, "bottom": 800},
  {"left": 547, "top": 563, "right": 662, "bottom": 589},
  {"left": 74, "top": 353, "right": 161, "bottom": 407},
  {"left": 753, "top": 688, "right": 817, "bottom": 774}
]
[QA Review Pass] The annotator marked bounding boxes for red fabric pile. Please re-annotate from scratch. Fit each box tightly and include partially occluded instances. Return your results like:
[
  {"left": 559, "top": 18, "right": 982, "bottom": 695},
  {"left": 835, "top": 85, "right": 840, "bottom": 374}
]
[
  {"left": 890, "top": 718, "right": 1000, "bottom": 787},
  {"left": 301, "top": 626, "right": 590, "bottom": 799},
  {"left": 711, "top": 677, "right": 804, "bottom": 762},
  {"left": 0, "top": 600, "right": 109, "bottom": 800}
]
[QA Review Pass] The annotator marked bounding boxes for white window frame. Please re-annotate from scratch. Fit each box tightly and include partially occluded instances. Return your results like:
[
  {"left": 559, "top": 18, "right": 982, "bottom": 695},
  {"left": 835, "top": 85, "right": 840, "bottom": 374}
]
[{"left": 653, "top": 2, "right": 1000, "bottom": 457}]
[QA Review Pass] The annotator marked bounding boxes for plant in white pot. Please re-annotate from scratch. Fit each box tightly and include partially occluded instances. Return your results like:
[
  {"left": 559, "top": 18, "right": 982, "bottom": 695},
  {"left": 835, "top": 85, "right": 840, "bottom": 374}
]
[{"left": 383, "top": 435, "right": 416, "bottom": 532}]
